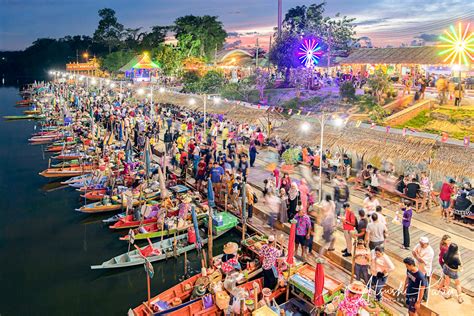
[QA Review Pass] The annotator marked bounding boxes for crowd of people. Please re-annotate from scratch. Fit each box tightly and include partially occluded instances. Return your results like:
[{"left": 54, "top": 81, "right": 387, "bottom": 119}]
[{"left": 45, "top": 77, "right": 470, "bottom": 314}]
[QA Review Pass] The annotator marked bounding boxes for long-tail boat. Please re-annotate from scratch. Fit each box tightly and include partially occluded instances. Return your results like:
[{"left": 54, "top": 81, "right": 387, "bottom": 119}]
[{"left": 39, "top": 165, "right": 97, "bottom": 178}]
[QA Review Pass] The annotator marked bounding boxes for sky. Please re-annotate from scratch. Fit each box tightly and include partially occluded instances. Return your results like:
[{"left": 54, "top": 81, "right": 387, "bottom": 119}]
[{"left": 0, "top": 0, "right": 473, "bottom": 51}]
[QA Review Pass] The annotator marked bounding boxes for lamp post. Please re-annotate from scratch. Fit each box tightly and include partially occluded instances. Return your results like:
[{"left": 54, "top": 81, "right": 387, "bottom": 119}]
[{"left": 301, "top": 114, "right": 344, "bottom": 202}]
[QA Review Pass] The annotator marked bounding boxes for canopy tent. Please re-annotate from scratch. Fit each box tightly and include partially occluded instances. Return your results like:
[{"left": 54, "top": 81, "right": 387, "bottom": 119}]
[
  {"left": 119, "top": 53, "right": 160, "bottom": 82},
  {"left": 339, "top": 47, "right": 448, "bottom": 65}
]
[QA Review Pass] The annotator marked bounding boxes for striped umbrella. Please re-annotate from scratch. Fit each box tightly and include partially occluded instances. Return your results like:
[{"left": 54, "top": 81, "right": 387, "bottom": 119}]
[{"left": 191, "top": 206, "right": 202, "bottom": 250}]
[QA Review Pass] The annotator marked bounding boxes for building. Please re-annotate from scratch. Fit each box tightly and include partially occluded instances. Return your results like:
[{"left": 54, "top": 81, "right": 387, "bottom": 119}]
[
  {"left": 339, "top": 46, "right": 473, "bottom": 79},
  {"left": 66, "top": 57, "right": 100, "bottom": 76},
  {"left": 119, "top": 53, "right": 160, "bottom": 82}
]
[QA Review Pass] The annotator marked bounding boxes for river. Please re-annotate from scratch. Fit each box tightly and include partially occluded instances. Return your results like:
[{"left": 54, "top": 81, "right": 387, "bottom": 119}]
[{"left": 0, "top": 86, "right": 239, "bottom": 315}]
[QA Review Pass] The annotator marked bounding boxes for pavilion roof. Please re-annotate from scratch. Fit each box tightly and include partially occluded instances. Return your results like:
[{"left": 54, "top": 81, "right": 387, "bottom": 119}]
[
  {"left": 119, "top": 54, "right": 160, "bottom": 72},
  {"left": 339, "top": 46, "right": 448, "bottom": 65}
]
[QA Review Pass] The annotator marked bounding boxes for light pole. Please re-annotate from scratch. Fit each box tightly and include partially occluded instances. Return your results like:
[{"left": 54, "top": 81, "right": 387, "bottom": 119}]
[{"left": 301, "top": 114, "right": 344, "bottom": 202}]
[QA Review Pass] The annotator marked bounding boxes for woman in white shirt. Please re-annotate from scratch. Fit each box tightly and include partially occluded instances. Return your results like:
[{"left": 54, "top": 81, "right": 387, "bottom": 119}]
[
  {"left": 371, "top": 246, "right": 395, "bottom": 301},
  {"left": 363, "top": 193, "right": 380, "bottom": 217}
]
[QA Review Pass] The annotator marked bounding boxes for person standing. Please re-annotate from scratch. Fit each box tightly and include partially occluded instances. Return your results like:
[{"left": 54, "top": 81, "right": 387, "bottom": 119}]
[
  {"left": 294, "top": 208, "right": 312, "bottom": 260},
  {"left": 442, "top": 243, "right": 464, "bottom": 303},
  {"left": 402, "top": 201, "right": 413, "bottom": 249},
  {"left": 340, "top": 203, "right": 357, "bottom": 257},
  {"left": 278, "top": 188, "right": 288, "bottom": 223},
  {"left": 403, "top": 257, "right": 427, "bottom": 316},
  {"left": 287, "top": 183, "right": 300, "bottom": 220},
  {"left": 440, "top": 179, "right": 455, "bottom": 221},
  {"left": 355, "top": 209, "right": 369, "bottom": 241},
  {"left": 221, "top": 125, "right": 229, "bottom": 149},
  {"left": 454, "top": 83, "right": 464, "bottom": 106},
  {"left": 245, "top": 183, "right": 255, "bottom": 223},
  {"left": 412, "top": 236, "right": 434, "bottom": 302},
  {"left": 354, "top": 239, "right": 371, "bottom": 284},
  {"left": 249, "top": 142, "right": 258, "bottom": 167},
  {"left": 334, "top": 178, "right": 350, "bottom": 217},
  {"left": 319, "top": 208, "right": 336, "bottom": 256},
  {"left": 370, "top": 246, "right": 395, "bottom": 302},
  {"left": 210, "top": 161, "right": 224, "bottom": 200},
  {"left": 259, "top": 235, "right": 281, "bottom": 289},
  {"left": 365, "top": 213, "right": 387, "bottom": 250}
]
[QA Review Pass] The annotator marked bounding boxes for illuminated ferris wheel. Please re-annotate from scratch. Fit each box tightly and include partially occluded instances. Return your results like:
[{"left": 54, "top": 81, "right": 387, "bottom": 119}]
[{"left": 297, "top": 38, "right": 324, "bottom": 67}]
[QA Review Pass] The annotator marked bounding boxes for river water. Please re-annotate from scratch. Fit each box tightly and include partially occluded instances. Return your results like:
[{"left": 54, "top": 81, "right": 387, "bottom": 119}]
[{"left": 0, "top": 87, "right": 239, "bottom": 315}]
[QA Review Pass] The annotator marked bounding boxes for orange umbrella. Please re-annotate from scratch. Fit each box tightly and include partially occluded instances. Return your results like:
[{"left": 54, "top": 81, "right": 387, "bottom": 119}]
[
  {"left": 280, "top": 164, "right": 294, "bottom": 174},
  {"left": 265, "top": 162, "right": 277, "bottom": 172}
]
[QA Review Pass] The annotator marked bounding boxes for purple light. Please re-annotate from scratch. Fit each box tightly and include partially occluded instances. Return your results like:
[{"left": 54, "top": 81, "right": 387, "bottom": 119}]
[{"left": 297, "top": 38, "right": 323, "bottom": 67}]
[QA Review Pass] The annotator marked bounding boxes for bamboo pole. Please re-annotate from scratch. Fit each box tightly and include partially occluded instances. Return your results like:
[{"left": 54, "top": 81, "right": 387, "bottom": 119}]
[
  {"left": 350, "top": 238, "right": 356, "bottom": 282},
  {"left": 208, "top": 206, "right": 213, "bottom": 267}
]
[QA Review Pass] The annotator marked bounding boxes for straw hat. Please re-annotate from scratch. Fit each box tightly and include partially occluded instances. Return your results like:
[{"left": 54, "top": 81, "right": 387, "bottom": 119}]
[
  {"left": 268, "top": 235, "right": 275, "bottom": 242},
  {"left": 223, "top": 242, "right": 238, "bottom": 254},
  {"left": 347, "top": 281, "right": 368, "bottom": 295}
]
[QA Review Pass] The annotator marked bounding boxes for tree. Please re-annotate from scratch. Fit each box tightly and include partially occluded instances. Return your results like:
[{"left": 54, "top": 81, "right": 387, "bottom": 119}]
[
  {"left": 221, "top": 76, "right": 256, "bottom": 102},
  {"left": 268, "top": 33, "right": 301, "bottom": 80},
  {"left": 200, "top": 70, "right": 224, "bottom": 94},
  {"left": 140, "top": 26, "right": 169, "bottom": 50},
  {"left": 174, "top": 15, "right": 227, "bottom": 60},
  {"left": 289, "top": 67, "right": 311, "bottom": 98},
  {"left": 154, "top": 44, "right": 183, "bottom": 76},
  {"left": 123, "top": 27, "right": 143, "bottom": 50},
  {"left": 182, "top": 71, "right": 201, "bottom": 93},
  {"left": 255, "top": 68, "right": 270, "bottom": 101},
  {"left": 281, "top": 2, "right": 356, "bottom": 52},
  {"left": 93, "top": 8, "right": 124, "bottom": 53},
  {"left": 101, "top": 50, "right": 136, "bottom": 73},
  {"left": 367, "top": 69, "right": 392, "bottom": 104},
  {"left": 339, "top": 81, "right": 356, "bottom": 101}
]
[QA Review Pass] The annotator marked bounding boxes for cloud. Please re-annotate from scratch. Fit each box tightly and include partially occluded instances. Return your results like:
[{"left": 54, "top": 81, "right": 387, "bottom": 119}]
[
  {"left": 227, "top": 32, "right": 239, "bottom": 37},
  {"left": 354, "top": 18, "right": 387, "bottom": 26},
  {"left": 415, "top": 33, "right": 439, "bottom": 42}
]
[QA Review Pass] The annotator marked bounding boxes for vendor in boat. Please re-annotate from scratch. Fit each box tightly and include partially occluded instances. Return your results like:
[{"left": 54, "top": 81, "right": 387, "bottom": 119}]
[
  {"left": 221, "top": 242, "right": 241, "bottom": 274},
  {"left": 259, "top": 235, "right": 281, "bottom": 289},
  {"left": 335, "top": 281, "right": 381, "bottom": 316}
]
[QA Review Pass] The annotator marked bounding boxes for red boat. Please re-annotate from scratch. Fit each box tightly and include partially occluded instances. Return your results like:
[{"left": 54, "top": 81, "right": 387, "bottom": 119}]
[
  {"left": 80, "top": 189, "right": 107, "bottom": 200},
  {"left": 109, "top": 214, "right": 157, "bottom": 230},
  {"left": 45, "top": 145, "right": 75, "bottom": 153}
]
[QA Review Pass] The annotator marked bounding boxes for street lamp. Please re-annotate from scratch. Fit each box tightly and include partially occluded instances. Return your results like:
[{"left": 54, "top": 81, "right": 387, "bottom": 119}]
[
  {"left": 189, "top": 98, "right": 196, "bottom": 105},
  {"left": 159, "top": 87, "right": 165, "bottom": 94},
  {"left": 137, "top": 88, "right": 145, "bottom": 95},
  {"left": 301, "top": 114, "right": 346, "bottom": 202}
]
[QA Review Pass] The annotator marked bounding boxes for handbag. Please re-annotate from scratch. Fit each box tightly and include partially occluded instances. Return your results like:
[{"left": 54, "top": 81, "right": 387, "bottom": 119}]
[{"left": 202, "top": 293, "right": 214, "bottom": 309}]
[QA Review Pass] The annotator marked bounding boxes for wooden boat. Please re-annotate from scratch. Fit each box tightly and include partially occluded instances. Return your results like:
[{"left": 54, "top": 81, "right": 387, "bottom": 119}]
[
  {"left": 51, "top": 160, "right": 80, "bottom": 168},
  {"left": 109, "top": 214, "right": 157, "bottom": 230},
  {"left": 54, "top": 152, "right": 89, "bottom": 160},
  {"left": 102, "top": 212, "right": 126, "bottom": 224},
  {"left": 23, "top": 109, "right": 41, "bottom": 115},
  {"left": 4, "top": 115, "right": 37, "bottom": 120},
  {"left": 91, "top": 233, "right": 207, "bottom": 270},
  {"left": 75, "top": 200, "right": 124, "bottom": 213},
  {"left": 28, "top": 133, "right": 62, "bottom": 143},
  {"left": 60, "top": 174, "right": 93, "bottom": 185},
  {"left": 16, "top": 99, "right": 32, "bottom": 105},
  {"left": 119, "top": 222, "right": 192, "bottom": 241},
  {"left": 39, "top": 165, "right": 96, "bottom": 178},
  {"left": 80, "top": 189, "right": 107, "bottom": 201},
  {"left": 45, "top": 145, "right": 76, "bottom": 152},
  {"left": 76, "top": 191, "right": 160, "bottom": 214},
  {"left": 130, "top": 274, "right": 203, "bottom": 316}
]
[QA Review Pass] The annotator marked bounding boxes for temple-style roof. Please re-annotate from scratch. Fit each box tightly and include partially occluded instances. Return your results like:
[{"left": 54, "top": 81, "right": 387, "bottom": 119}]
[
  {"left": 340, "top": 46, "right": 448, "bottom": 65},
  {"left": 119, "top": 53, "right": 160, "bottom": 72}
]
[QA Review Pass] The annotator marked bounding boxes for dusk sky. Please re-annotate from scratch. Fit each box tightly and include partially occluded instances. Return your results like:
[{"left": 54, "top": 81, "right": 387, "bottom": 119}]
[{"left": 1, "top": 0, "right": 473, "bottom": 51}]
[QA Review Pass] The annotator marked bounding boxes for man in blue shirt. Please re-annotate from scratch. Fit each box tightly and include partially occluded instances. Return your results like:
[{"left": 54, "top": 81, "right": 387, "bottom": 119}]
[
  {"left": 403, "top": 257, "right": 427, "bottom": 316},
  {"left": 210, "top": 162, "right": 224, "bottom": 201}
]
